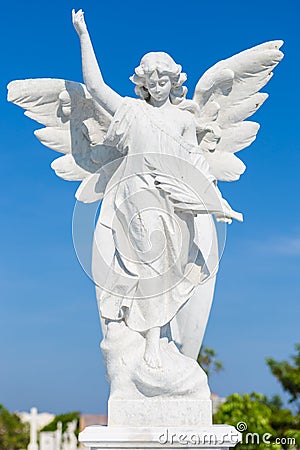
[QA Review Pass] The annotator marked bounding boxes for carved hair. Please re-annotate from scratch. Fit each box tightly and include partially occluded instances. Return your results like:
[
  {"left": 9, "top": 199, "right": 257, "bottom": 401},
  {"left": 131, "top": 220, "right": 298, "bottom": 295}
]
[{"left": 130, "top": 52, "right": 188, "bottom": 105}]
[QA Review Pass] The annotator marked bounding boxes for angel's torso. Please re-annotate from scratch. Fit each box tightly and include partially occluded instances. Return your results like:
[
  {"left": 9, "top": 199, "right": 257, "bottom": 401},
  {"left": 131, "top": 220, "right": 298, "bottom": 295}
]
[
  {"left": 104, "top": 97, "right": 210, "bottom": 199},
  {"left": 142, "top": 100, "right": 195, "bottom": 140},
  {"left": 102, "top": 97, "right": 213, "bottom": 228}
]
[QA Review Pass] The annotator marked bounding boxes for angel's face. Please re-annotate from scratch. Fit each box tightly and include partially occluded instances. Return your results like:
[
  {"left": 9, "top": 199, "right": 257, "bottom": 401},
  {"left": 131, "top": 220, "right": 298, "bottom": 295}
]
[{"left": 146, "top": 71, "right": 172, "bottom": 103}]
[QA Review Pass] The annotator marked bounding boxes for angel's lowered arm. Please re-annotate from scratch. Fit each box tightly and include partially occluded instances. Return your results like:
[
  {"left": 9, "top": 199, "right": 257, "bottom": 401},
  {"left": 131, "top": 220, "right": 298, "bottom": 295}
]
[{"left": 72, "top": 9, "right": 122, "bottom": 116}]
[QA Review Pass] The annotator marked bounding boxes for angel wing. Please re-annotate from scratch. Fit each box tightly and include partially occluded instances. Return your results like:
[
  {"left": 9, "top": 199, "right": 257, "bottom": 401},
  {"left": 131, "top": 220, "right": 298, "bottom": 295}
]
[
  {"left": 145, "top": 153, "right": 243, "bottom": 222},
  {"left": 193, "top": 40, "right": 284, "bottom": 181},
  {"left": 7, "top": 78, "right": 122, "bottom": 202},
  {"left": 174, "top": 41, "right": 284, "bottom": 361}
]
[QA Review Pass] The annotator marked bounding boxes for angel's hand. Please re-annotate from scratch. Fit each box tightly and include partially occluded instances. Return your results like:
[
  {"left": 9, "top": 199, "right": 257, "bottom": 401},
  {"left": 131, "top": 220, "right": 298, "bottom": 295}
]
[{"left": 72, "top": 9, "right": 88, "bottom": 36}]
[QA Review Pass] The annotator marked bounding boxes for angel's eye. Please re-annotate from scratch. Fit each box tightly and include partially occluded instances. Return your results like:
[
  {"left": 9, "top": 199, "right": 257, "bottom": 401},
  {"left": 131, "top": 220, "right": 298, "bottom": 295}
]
[{"left": 159, "top": 81, "right": 167, "bottom": 86}]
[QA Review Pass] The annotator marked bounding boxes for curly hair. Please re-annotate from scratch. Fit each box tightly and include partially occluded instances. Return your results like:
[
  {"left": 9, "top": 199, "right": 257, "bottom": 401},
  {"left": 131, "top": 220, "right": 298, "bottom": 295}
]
[{"left": 130, "top": 52, "right": 188, "bottom": 105}]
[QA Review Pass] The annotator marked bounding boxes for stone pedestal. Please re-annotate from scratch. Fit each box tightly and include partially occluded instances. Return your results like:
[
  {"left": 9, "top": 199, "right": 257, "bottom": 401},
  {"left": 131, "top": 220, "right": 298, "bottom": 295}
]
[
  {"left": 79, "top": 425, "right": 241, "bottom": 450},
  {"left": 108, "top": 399, "right": 212, "bottom": 427}
]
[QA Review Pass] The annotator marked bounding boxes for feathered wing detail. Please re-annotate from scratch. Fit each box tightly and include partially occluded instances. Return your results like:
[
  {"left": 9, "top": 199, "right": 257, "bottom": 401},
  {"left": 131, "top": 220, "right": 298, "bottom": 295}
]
[
  {"left": 7, "top": 78, "right": 122, "bottom": 202},
  {"left": 176, "top": 41, "right": 284, "bottom": 360},
  {"left": 193, "top": 40, "right": 284, "bottom": 181},
  {"left": 145, "top": 154, "right": 243, "bottom": 221}
]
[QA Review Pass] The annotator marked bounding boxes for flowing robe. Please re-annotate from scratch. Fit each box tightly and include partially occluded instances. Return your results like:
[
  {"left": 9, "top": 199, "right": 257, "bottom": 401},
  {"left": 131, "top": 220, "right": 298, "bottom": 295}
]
[{"left": 93, "top": 97, "right": 216, "bottom": 332}]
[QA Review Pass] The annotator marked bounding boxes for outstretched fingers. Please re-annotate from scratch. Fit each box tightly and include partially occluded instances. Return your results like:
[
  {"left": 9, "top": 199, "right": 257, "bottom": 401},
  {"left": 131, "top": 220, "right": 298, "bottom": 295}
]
[{"left": 72, "top": 8, "right": 87, "bottom": 35}]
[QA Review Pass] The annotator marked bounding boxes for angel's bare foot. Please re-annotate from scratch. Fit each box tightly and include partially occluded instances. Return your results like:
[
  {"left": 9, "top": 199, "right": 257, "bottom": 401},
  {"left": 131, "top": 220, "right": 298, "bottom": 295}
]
[
  {"left": 144, "top": 345, "right": 162, "bottom": 368},
  {"left": 143, "top": 326, "right": 162, "bottom": 369}
]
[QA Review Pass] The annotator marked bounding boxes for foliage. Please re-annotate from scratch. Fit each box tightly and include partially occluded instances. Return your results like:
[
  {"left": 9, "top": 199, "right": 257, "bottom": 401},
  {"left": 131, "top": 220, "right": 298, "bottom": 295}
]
[
  {"left": 197, "top": 346, "right": 223, "bottom": 378},
  {"left": 266, "top": 395, "right": 300, "bottom": 449},
  {"left": 40, "top": 411, "right": 80, "bottom": 436},
  {"left": 0, "top": 404, "right": 29, "bottom": 450},
  {"left": 266, "top": 344, "right": 300, "bottom": 407},
  {"left": 214, "top": 393, "right": 300, "bottom": 449},
  {"left": 214, "top": 393, "right": 280, "bottom": 450}
]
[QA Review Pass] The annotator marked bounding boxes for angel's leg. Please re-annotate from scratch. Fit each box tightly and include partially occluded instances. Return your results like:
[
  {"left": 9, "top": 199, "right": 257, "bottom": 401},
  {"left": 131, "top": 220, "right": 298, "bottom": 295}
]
[{"left": 143, "top": 326, "right": 162, "bottom": 369}]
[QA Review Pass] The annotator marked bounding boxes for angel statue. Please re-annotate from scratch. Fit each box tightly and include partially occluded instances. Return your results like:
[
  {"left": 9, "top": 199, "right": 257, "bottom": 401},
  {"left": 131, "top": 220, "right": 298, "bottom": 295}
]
[{"left": 7, "top": 9, "right": 283, "bottom": 427}]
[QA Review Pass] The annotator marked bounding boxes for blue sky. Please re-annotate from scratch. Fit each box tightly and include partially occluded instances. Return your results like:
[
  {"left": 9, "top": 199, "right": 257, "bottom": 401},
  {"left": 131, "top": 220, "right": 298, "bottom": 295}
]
[{"left": 0, "top": 0, "right": 299, "bottom": 415}]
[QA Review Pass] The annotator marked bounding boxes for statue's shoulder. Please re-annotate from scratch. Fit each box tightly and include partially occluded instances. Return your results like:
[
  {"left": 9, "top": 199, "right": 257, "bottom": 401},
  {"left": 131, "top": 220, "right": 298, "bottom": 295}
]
[
  {"left": 120, "top": 97, "right": 150, "bottom": 118},
  {"left": 119, "top": 96, "right": 143, "bottom": 111},
  {"left": 124, "top": 96, "right": 144, "bottom": 106},
  {"left": 111, "top": 96, "right": 140, "bottom": 120}
]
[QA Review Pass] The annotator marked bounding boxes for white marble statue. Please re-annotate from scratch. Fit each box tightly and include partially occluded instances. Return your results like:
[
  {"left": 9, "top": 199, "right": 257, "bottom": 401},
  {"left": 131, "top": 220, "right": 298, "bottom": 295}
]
[
  {"left": 56, "top": 422, "right": 62, "bottom": 450},
  {"left": 28, "top": 407, "right": 39, "bottom": 450},
  {"left": 8, "top": 9, "right": 283, "bottom": 427},
  {"left": 62, "top": 420, "right": 78, "bottom": 450},
  {"left": 39, "top": 431, "right": 57, "bottom": 450}
]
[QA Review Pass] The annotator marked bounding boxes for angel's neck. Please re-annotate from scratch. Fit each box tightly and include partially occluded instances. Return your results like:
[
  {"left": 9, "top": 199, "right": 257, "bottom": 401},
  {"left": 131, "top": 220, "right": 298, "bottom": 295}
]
[{"left": 148, "top": 96, "right": 171, "bottom": 109}]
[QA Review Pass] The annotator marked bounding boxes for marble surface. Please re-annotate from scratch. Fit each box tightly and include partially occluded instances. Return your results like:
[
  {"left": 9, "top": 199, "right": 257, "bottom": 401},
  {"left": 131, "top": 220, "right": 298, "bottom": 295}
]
[
  {"left": 108, "top": 399, "right": 212, "bottom": 427},
  {"left": 79, "top": 425, "right": 241, "bottom": 449},
  {"left": 8, "top": 8, "right": 283, "bottom": 430}
]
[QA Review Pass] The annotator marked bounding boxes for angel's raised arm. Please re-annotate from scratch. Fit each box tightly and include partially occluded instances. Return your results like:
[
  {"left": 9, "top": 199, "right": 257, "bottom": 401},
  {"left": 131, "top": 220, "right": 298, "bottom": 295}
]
[{"left": 72, "top": 9, "right": 122, "bottom": 116}]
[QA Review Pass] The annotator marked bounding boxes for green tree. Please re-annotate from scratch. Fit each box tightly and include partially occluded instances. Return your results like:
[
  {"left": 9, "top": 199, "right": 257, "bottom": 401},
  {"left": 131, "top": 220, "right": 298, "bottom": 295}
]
[
  {"left": 213, "top": 392, "right": 300, "bottom": 449},
  {"left": 266, "top": 344, "right": 300, "bottom": 407},
  {"left": 266, "top": 396, "right": 300, "bottom": 449},
  {"left": 213, "top": 393, "right": 282, "bottom": 450},
  {"left": 0, "top": 404, "right": 29, "bottom": 450},
  {"left": 197, "top": 346, "right": 223, "bottom": 378},
  {"left": 41, "top": 411, "right": 80, "bottom": 436},
  {"left": 212, "top": 345, "right": 300, "bottom": 449}
]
